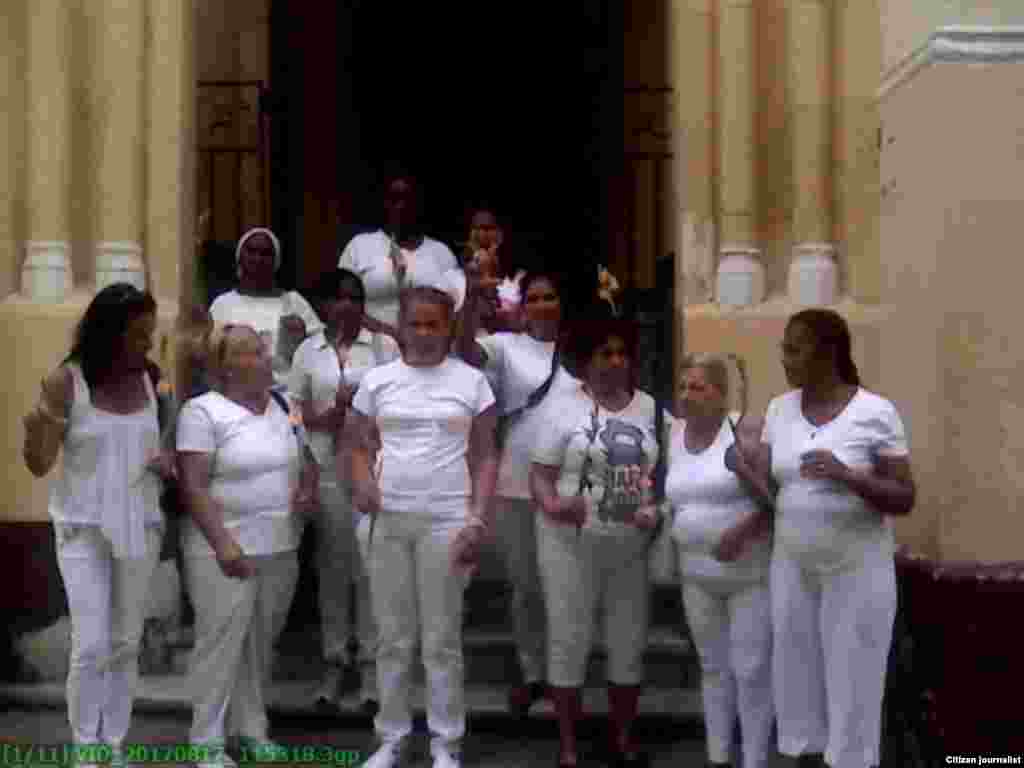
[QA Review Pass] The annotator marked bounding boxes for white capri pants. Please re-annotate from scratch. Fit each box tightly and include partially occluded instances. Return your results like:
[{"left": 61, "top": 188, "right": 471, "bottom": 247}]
[
  {"left": 682, "top": 577, "right": 773, "bottom": 768},
  {"left": 316, "top": 469, "right": 375, "bottom": 671},
  {"left": 536, "top": 514, "right": 649, "bottom": 688},
  {"left": 357, "top": 511, "right": 471, "bottom": 752},
  {"left": 56, "top": 524, "right": 161, "bottom": 748},
  {"left": 185, "top": 550, "right": 299, "bottom": 747},
  {"left": 771, "top": 542, "right": 896, "bottom": 768},
  {"left": 491, "top": 496, "right": 546, "bottom": 684}
]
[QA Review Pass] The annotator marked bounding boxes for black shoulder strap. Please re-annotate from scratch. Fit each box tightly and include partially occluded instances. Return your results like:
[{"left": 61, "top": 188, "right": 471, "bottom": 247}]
[
  {"left": 269, "top": 389, "right": 291, "bottom": 414},
  {"left": 652, "top": 400, "right": 668, "bottom": 502},
  {"left": 502, "top": 336, "right": 561, "bottom": 426}
]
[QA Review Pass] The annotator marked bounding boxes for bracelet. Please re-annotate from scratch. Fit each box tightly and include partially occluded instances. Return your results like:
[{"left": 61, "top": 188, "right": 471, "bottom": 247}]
[{"left": 465, "top": 517, "right": 488, "bottom": 534}]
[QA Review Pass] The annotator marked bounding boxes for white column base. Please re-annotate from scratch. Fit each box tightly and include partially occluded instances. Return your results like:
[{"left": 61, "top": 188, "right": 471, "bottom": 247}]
[
  {"left": 716, "top": 244, "right": 765, "bottom": 309},
  {"left": 96, "top": 241, "right": 146, "bottom": 293},
  {"left": 21, "top": 241, "right": 71, "bottom": 302},
  {"left": 788, "top": 242, "right": 839, "bottom": 306}
]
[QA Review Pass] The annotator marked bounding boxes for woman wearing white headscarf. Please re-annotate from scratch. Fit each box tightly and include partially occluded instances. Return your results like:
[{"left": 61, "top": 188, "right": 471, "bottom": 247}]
[{"left": 209, "top": 228, "right": 322, "bottom": 388}]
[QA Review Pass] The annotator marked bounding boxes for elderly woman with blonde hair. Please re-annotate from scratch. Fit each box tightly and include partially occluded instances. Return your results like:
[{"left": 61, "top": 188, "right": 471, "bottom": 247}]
[
  {"left": 668, "top": 353, "right": 775, "bottom": 768},
  {"left": 176, "top": 323, "right": 319, "bottom": 767}
]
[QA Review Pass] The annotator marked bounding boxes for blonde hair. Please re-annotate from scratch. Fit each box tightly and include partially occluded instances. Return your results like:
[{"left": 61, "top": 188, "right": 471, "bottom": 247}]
[
  {"left": 679, "top": 352, "right": 731, "bottom": 401},
  {"left": 205, "top": 323, "right": 260, "bottom": 390}
]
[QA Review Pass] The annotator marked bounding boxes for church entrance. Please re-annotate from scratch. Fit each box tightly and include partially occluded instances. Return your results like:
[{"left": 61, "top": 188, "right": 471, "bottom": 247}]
[{"left": 267, "top": 1, "right": 626, "bottom": 310}]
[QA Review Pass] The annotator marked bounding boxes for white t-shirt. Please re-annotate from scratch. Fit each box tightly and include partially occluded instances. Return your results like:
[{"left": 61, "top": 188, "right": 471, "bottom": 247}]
[
  {"left": 762, "top": 388, "right": 909, "bottom": 572},
  {"left": 177, "top": 391, "right": 303, "bottom": 556},
  {"left": 352, "top": 357, "right": 495, "bottom": 518},
  {"left": 478, "top": 332, "right": 578, "bottom": 499},
  {"left": 288, "top": 328, "right": 399, "bottom": 467},
  {"left": 208, "top": 289, "right": 323, "bottom": 385},
  {"left": 667, "top": 415, "right": 770, "bottom": 584},
  {"left": 532, "top": 386, "right": 663, "bottom": 537},
  {"left": 338, "top": 230, "right": 458, "bottom": 327}
]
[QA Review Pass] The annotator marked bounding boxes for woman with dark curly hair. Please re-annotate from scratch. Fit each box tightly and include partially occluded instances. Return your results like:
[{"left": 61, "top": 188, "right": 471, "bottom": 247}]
[
  {"left": 22, "top": 283, "right": 172, "bottom": 768},
  {"left": 529, "top": 300, "right": 666, "bottom": 768}
]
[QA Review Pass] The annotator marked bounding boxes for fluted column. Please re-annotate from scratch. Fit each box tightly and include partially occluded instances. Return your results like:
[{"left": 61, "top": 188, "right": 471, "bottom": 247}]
[
  {"left": 22, "top": 0, "right": 72, "bottom": 301},
  {"left": 670, "top": 0, "right": 716, "bottom": 307},
  {"left": 146, "top": 0, "right": 196, "bottom": 310},
  {"left": 716, "top": 0, "right": 764, "bottom": 307},
  {"left": 94, "top": 0, "right": 147, "bottom": 292},
  {"left": 787, "top": 0, "right": 839, "bottom": 305}
]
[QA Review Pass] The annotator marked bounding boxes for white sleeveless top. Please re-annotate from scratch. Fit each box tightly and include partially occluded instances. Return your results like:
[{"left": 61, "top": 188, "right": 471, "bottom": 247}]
[
  {"left": 49, "top": 363, "right": 164, "bottom": 559},
  {"left": 667, "top": 414, "right": 770, "bottom": 585}
]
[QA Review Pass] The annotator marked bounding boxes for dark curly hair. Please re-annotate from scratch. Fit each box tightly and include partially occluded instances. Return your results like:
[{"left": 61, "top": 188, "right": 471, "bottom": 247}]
[
  {"left": 65, "top": 283, "right": 157, "bottom": 389},
  {"left": 561, "top": 300, "right": 639, "bottom": 388}
]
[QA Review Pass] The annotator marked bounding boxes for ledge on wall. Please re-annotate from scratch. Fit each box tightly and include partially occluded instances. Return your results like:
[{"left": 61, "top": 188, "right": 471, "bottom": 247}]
[{"left": 880, "top": 25, "right": 1024, "bottom": 101}]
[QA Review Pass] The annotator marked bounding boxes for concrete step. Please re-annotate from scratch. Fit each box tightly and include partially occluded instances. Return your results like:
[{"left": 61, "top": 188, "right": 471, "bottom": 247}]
[
  {"left": 160, "top": 626, "right": 698, "bottom": 690},
  {"left": 0, "top": 676, "right": 704, "bottom": 722}
]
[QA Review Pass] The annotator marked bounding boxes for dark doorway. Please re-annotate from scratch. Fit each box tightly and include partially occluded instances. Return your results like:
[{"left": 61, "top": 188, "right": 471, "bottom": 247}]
[
  {"left": 269, "top": 1, "right": 624, "bottom": 310},
  {"left": 270, "top": 1, "right": 625, "bottom": 631}
]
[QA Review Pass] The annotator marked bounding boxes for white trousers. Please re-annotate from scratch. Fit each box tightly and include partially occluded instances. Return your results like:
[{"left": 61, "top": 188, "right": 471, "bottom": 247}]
[
  {"left": 491, "top": 497, "right": 546, "bottom": 684},
  {"left": 56, "top": 523, "right": 161, "bottom": 747},
  {"left": 185, "top": 551, "right": 299, "bottom": 746},
  {"left": 536, "top": 515, "right": 649, "bottom": 688},
  {"left": 771, "top": 543, "right": 896, "bottom": 768},
  {"left": 682, "top": 577, "right": 774, "bottom": 768},
  {"left": 316, "top": 473, "right": 375, "bottom": 670},
  {"left": 357, "top": 511, "right": 470, "bottom": 750}
]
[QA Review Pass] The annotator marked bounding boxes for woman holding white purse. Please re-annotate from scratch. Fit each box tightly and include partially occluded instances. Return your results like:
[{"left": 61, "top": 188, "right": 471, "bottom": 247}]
[{"left": 667, "top": 354, "right": 774, "bottom": 768}]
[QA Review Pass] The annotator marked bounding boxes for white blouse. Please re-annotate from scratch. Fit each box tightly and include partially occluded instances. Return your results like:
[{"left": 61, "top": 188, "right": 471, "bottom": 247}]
[
  {"left": 338, "top": 230, "right": 458, "bottom": 328},
  {"left": 49, "top": 363, "right": 164, "bottom": 559}
]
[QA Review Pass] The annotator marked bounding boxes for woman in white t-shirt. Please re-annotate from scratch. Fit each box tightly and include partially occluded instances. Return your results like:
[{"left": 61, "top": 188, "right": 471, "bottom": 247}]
[
  {"left": 177, "top": 324, "right": 319, "bottom": 766},
  {"left": 349, "top": 286, "right": 498, "bottom": 768},
  {"left": 338, "top": 174, "right": 458, "bottom": 334},
  {"left": 22, "top": 284, "right": 171, "bottom": 768},
  {"left": 530, "top": 306, "right": 664, "bottom": 768},
  {"left": 288, "top": 268, "right": 399, "bottom": 713},
  {"left": 209, "top": 228, "right": 322, "bottom": 388},
  {"left": 458, "top": 268, "right": 575, "bottom": 716},
  {"left": 667, "top": 354, "right": 774, "bottom": 768},
  {"left": 731, "top": 309, "right": 916, "bottom": 768}
]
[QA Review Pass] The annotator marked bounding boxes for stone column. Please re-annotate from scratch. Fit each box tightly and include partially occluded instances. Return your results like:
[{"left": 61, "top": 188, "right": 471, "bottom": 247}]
[
  {"left": 22, "top": 0, "right": 72, "bottom": 301},
  {"left": 670, "top": 0, "right": 716, "bottom": 308},
  {"left": 786, "top": 0, "right": 839, "bottom": 305},
  {"left": 716, "top": 0, "right": 764, "bottom": 307},
  {"left": 146, "top": 0, "right": 196, "bottom": 310},
  {"left": 94, "top": 0, "right": 147, "bottom": 292}
]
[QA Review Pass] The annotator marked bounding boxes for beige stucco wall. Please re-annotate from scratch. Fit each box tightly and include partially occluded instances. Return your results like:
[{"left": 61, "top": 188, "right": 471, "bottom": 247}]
[{"left": 880, "top": 55, "right": 1024, "bottom": 562}]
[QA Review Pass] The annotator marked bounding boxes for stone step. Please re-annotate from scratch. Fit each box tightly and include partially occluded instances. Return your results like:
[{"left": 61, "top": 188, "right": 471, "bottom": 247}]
[
  {"left": 0, "top": 677, "right": 705, "bottom": 722},
  {"left": 161, "top": 626, "right": 698, "bottom": 690}
]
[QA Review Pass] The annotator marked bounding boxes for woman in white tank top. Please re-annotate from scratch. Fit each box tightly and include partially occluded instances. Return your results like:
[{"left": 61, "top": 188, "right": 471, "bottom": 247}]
[
  {"left": 22, "top": 284, "right": 173, "bottom": 768},
  {"left": 667, "top": 354, "right": 774, "bottom": 768}
]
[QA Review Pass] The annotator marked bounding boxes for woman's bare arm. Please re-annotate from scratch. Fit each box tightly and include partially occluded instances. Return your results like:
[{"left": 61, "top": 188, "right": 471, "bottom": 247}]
[
  {"left": 529, "top": 462, "right": 585, "bottom": 525},
  {"left": 23, "top": 366, "right": 72, "bottom": 477},
  {"left": 467, "top": 403, "right": 499, "bottom": 525}
]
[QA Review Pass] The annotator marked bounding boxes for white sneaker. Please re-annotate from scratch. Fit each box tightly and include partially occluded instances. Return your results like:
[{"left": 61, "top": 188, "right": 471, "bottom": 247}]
[
  {"left": 430, "top": 743, "right": 463, "bottom": 768},
  {"left": 361, "top": 740, "right": 405, "bottom": 768}
]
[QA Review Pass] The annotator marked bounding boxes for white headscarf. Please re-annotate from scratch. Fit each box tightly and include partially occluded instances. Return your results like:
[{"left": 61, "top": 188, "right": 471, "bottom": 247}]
[{"left": 235, "top": 227, "right": 282, "bottom": 278}]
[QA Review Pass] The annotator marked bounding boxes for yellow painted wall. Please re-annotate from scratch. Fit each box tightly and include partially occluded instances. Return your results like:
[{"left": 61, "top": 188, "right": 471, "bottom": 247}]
[
  {"left": 880, "top": 58, "right": 1024, "bottom": 562},
  {"left": 0, "top": 0, "right": 27, "bottom": 300}
]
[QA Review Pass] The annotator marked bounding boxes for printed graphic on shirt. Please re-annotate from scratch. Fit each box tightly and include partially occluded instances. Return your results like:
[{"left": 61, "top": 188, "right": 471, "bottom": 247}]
[{"left": 581, "top": 416, "right": 654, "bottom": 525}]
